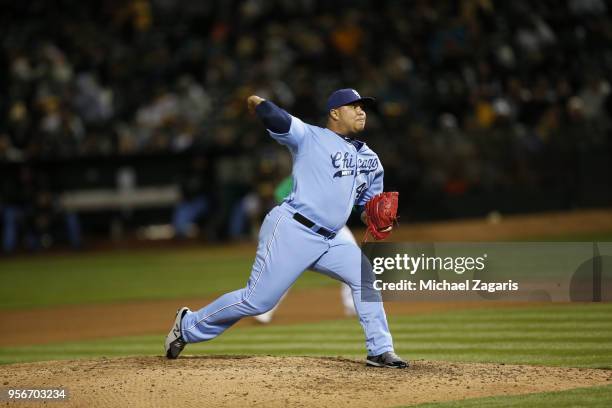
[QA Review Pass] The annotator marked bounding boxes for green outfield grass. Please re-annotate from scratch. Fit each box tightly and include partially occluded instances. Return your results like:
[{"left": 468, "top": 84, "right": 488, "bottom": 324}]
[
  {"left": 1, "top": 232, "right": 610, "bottom": 310},
  {"left": 409, "top": 384, "right": 612, "bottom": 408},
  {"left": 2, "top": 303, "right": 611, "bottom": 367},
  {"left": 0, "top": 246, "right": 333, "bottom": 309}
]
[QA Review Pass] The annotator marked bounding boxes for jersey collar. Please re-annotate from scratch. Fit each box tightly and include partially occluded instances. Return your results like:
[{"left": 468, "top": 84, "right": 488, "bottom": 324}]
[{"left": 330, "top": 130, "right": 365, "bottom": 151}]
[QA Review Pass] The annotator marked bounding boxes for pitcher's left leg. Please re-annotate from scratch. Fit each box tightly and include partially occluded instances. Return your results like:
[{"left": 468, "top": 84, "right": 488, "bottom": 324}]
[{"left": 312, "top": 241, "right": 393, "bottom": 356}]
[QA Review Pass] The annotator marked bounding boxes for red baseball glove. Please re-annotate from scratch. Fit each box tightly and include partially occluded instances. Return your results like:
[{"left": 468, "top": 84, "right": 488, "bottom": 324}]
[{"left": 364, "top": 192, "right": 399, "bottom": 240}]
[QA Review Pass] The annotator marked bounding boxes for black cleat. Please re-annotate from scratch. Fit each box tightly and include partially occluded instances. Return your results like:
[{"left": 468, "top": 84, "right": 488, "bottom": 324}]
[
  {"left": 164, "top": 307, "right": 190, "bottom": 359},
  {"left": 366, "top": 351, "right": 408, "bottom": 368}
]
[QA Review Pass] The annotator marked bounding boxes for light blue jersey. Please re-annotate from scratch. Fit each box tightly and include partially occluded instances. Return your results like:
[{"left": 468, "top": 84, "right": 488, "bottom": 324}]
[{"left": 271, "top": 116, "right": 383, "bottom": 231}]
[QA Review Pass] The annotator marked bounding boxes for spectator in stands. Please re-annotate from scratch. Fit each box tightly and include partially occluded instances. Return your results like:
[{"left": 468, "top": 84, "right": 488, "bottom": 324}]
[
  {"left": 172, "top": 155, "right": 213, "bottom": 239},
  {"left": 1, "top": 165, "right": 81, "bottom": 252},
  {"left": 1, "top": 0, "right": 610, "bottom": 229}
]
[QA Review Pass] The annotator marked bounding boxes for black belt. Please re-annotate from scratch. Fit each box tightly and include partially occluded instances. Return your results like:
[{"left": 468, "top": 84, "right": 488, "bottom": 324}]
[{"left": 292, "top": 213, "right": 336, "bottom": 239}]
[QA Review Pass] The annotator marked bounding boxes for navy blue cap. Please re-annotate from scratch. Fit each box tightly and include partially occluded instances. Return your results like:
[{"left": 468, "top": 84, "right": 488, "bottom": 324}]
[{"left": 326, "top": 88, "right": 375, "bottom": 112}]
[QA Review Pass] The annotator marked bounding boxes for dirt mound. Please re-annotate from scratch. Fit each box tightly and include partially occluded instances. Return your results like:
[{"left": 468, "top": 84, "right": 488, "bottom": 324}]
[{"left": 3, "top": 356, "right": 610, "bottom": 407}]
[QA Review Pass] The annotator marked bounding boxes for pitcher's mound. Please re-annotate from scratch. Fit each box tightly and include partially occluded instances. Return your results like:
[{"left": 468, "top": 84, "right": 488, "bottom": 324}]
[{"left": 4, "top": 356, "right": 611, "bottom": 407}]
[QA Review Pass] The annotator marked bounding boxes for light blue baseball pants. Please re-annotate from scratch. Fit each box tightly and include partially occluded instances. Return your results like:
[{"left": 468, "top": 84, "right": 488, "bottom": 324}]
[{"left": 181, "top": 203, "right": 394, "bottom": 356}]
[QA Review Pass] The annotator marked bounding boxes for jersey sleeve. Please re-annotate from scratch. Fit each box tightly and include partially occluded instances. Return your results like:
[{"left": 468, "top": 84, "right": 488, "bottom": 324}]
[
  {"left": 356, "top": 166, "right": 384, "bottom": 206},
  {"left": 255, "top": 100, "right": 291, "bottom": 133},
  {"left": 267, "top": 115, "right": 307, "bottom": 154}
]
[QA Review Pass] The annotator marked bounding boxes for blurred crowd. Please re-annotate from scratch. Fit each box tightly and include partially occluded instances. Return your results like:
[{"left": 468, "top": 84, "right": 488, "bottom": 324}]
[{"left": 2, "top": 0, "right": 612, "bottom": 249}]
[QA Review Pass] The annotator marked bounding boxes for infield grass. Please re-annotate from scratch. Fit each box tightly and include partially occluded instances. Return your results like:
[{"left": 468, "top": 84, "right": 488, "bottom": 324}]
[
  {"left": 1, "top": 303, "right": 611, "bottom": 367},
  {"left": 408, "top": 384, "right": 612, "bottom": 407}
]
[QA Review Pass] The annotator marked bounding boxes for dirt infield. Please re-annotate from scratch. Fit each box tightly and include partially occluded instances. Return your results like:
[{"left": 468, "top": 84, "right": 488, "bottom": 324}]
[{"left": 3, "top": 356, "right": 611, "bottom": 407}]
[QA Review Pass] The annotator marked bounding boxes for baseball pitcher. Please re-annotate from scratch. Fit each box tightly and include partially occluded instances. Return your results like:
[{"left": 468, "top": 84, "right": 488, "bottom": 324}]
[{"left": 165, "top": 88, "right": 407, "bottom": 368}]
